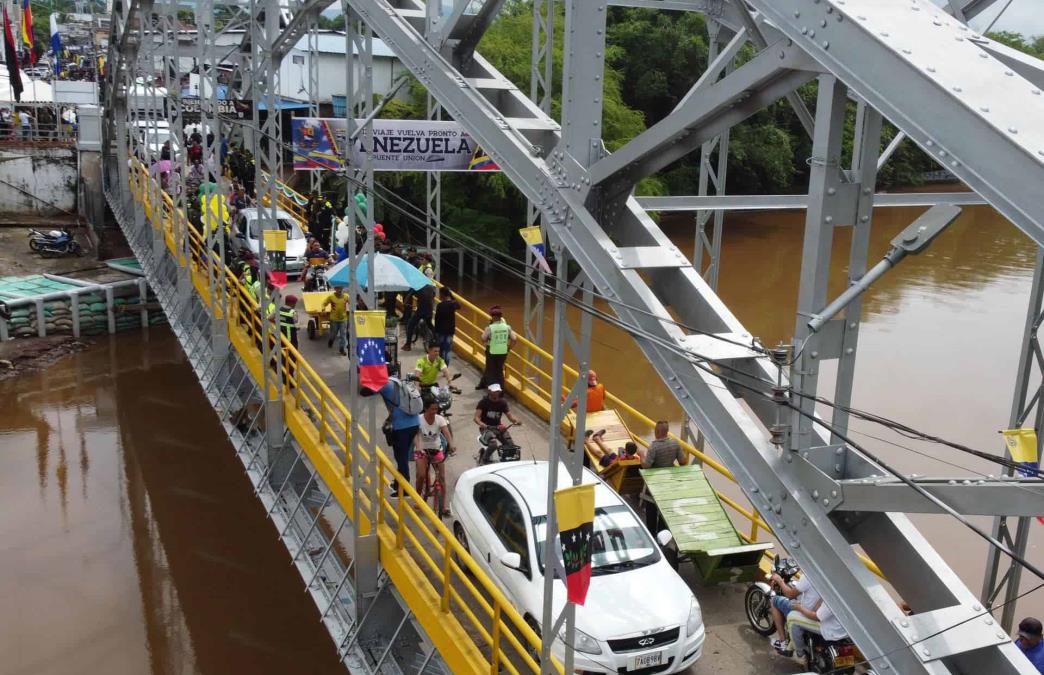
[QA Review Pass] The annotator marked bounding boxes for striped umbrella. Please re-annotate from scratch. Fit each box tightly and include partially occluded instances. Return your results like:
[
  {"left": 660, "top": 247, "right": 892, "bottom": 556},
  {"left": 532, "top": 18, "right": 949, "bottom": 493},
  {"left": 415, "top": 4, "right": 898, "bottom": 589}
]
[{"left": 326, "top": 253, "right": 434, "bottom": 292}]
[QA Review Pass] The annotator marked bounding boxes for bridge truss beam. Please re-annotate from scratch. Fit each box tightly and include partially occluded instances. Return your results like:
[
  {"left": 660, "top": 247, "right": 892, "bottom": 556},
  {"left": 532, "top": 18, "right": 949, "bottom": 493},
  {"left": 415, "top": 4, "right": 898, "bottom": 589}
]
[{"left": 344, "top": 1, "right": 1044, "bottom": 673}]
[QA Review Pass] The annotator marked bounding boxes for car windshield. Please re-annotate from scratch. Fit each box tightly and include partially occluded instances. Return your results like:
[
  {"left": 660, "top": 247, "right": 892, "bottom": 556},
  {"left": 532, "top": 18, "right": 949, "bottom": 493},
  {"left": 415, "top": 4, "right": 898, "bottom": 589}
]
[
  {"left": 248, "top": 217, "right": 304, "bottom": 240},
  {"left": 533, "top": 504, "right": 659, "bottom": 576}
]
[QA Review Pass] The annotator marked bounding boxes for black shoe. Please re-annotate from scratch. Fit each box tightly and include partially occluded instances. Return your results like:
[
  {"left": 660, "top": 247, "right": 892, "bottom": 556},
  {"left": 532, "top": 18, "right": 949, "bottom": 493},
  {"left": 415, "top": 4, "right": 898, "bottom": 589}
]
[
  {"left": 474, "top": 383, "right": 484, "bottom": 390},
  {"left": 389, "top": 480, "right": 399, "bottom": 494},
  {"left": 339, "top": 349, "right": 346, "bottom": 356},
  {"left": 328, "top": 339, "right": 333, "bottom": 348}
]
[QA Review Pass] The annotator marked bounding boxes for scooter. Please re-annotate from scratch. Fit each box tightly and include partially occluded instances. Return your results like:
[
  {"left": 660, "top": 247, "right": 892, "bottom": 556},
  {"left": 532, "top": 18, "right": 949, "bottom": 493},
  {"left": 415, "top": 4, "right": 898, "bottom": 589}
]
[
  {"left": 422, "top": 373, "right": 462, "bottom": 416},
  {"left": 477, "top": 421, "right": 522, "bottom": 465},
  {"left": 745, "top": 555, "right": 867, "bottom": 675},
  {"left": 28, "top": 228, "right": 82, "bottom": 256}
]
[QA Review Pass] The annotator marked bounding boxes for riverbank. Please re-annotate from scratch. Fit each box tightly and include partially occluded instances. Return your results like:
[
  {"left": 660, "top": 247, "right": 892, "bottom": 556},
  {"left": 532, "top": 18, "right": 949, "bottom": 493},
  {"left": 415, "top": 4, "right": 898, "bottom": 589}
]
[{"left": 0, "top": 334, "right": 90, "bottom": 380}]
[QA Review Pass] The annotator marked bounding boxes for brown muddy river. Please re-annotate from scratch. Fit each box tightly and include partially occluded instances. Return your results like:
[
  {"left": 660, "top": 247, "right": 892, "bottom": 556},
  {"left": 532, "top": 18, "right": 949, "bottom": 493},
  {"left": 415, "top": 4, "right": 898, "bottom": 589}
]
[
  {"left": 460, "top": 200, "right": 1044, "bottom": 617},
  {"left": 0, "top": 331, "right": 345, "bottom": 675},
  {"left": 1, "top": 198, "right": 1041, "bottom": 674}
]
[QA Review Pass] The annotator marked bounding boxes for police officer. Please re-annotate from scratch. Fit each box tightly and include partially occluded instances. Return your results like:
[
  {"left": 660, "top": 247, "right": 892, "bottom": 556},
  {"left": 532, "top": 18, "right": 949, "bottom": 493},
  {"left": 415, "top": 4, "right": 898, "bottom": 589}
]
[
  {"left": 279, "top": 294, "right": 300, "bottom": 349},
  {"left": 477, "top": 305, "right": 515, "bottom": 389}
]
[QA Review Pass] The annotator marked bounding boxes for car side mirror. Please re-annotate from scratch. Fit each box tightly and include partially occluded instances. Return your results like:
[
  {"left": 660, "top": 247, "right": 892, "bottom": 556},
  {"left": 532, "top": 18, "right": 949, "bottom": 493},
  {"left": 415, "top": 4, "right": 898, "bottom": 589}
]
[
  {"left": 499, "top": 552, "right": 523, "bottom": 571},
  {"left": 656, "top": 530, "right": 673, "bottom": 547}
]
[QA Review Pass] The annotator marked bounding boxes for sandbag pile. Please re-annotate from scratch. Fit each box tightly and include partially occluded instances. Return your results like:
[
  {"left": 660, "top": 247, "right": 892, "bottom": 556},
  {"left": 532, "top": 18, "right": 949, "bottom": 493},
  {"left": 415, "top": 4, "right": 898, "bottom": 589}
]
[{"left": 0, "top": 275, "right": 167, "bottom": 339}]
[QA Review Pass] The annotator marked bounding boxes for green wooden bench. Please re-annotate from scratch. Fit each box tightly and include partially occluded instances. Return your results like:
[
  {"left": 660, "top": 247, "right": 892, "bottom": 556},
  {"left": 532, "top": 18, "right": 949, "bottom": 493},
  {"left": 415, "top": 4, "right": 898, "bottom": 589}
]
[{"left": 641, "top": 464, "right": 773, "bottom": 584}]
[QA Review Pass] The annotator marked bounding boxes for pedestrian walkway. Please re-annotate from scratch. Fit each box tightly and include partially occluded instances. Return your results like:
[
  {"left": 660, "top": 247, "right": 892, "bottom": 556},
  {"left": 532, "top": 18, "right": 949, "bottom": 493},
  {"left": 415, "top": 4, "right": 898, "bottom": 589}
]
[{"left": 286, "top": 281, "right": 806, "bottom": 675}]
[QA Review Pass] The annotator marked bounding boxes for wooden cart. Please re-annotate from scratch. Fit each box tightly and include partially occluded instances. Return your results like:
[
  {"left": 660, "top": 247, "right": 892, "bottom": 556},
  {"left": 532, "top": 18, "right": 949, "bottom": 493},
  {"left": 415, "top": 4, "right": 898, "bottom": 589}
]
[
  {"left": 302, "top": 291, "right": 331, "bottom": 340},
  {"left": 641, "top": 464, "right": 773, "bottom": 584},
  {"left": 562, "top": 408, "right": 645, "bottom": 498}
]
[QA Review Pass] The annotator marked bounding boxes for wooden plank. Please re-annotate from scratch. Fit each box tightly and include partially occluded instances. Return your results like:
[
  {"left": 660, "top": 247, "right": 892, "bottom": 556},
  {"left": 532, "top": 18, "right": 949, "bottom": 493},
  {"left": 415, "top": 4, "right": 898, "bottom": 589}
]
[{"left": 642, "top": 465, "right": 744, "bottom": 554}]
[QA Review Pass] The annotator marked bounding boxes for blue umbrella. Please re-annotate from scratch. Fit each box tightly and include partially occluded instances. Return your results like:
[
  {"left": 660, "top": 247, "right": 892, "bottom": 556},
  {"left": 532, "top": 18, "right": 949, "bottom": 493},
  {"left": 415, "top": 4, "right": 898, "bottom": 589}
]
[{"left": 326, "top": 253, "right": 434, "bottom": 292}]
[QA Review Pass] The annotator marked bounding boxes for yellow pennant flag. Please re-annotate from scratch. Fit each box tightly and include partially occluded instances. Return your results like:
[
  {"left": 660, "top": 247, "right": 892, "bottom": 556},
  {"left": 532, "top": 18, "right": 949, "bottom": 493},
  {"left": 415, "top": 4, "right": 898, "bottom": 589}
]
[
  {"left": 1001, "top": 428, "right": 1038, "bottom": 477},
  {"left": 519, "top": 226, "right": 552, "bottom": 274},
  {"left": 554, "top": 483, "right": 595, "bottom": 605},
  {"left": 262, "top": 230, "right": 288, "bottom": 287}
]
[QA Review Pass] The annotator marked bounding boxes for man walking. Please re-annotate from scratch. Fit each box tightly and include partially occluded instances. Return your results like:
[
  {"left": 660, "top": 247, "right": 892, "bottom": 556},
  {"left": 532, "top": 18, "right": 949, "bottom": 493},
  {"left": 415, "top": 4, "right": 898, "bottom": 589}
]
[
  {"left": 323, "top": 285, "right": 349, "bottom": 355},
  {"left": 379, "top": 378, "right": 421, "bottom": 490},
  {"left": 433, "top": 286, "right": 461, "bottom": 364},
  {"left": 403, "top": 282, "right": 435, "bottom": 351},
  {"left": 640, "top": 420, "right": 689, "bottom": 530},
  {"left": 477, "top": 305, "right": 515, "bottom": 389}
]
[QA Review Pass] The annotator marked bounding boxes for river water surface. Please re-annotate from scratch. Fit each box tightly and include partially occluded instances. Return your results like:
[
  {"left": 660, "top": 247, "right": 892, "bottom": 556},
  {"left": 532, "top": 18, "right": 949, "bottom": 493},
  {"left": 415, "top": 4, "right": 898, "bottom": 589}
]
[{"left": 1, "top": 199, "right": 1042, "bottom": 674}]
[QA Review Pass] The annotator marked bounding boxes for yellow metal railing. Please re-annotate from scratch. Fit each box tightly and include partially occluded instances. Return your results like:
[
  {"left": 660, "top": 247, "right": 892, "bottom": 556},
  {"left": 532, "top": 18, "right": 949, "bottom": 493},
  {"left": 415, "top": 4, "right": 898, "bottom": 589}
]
[
  {"left": 269, "top": 181, "right": 886, "bottom": 580},
  {"left": 131, "top": 165, "right": 557, "bottom": 675}
]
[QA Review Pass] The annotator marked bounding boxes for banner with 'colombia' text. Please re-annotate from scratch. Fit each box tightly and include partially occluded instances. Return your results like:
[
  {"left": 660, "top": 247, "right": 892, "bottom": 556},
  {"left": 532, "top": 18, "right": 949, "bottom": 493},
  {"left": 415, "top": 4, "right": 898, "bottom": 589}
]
[{"left": 291, "top": 117, "right": 500, "bottom": 172}]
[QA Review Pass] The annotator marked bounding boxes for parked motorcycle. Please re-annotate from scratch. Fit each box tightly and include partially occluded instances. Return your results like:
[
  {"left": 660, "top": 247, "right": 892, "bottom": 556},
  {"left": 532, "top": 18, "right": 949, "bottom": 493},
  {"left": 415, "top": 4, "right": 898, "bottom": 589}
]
[
  {"left": 745, "top": 555, "right": 866, "bottom": 674},
  {"left": 28, "top": 228, "right": 82, "bottom": 257},
  {"left": 421, "top": 372, "right": 462, "bottom": 416},
  {"left": 477, "top": 421, "right": 522, "bottom": 465}
]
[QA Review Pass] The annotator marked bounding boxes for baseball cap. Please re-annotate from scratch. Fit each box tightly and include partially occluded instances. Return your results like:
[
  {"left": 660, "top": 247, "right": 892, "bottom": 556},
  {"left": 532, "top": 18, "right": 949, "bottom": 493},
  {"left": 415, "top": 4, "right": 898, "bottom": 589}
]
[
  {"left": 487, "top": 383, "right": 502, "bottom": 393},
  {"left": 1019, "top": 617, "right": 1043, "bottom": 640}
]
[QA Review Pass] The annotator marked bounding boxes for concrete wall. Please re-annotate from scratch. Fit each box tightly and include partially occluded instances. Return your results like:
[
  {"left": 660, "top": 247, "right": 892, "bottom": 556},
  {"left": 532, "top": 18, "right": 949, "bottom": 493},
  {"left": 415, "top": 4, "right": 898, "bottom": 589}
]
[{"left": 0, "top": 147, "right": 77, "bottom": 216}]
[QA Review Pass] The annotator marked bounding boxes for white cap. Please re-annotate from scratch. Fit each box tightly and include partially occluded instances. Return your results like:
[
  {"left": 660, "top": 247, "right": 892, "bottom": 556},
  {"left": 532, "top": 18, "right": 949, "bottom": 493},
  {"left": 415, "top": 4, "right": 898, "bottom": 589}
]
[
  {"left": 424, "top": 267, "right": 434, "bottom": 278},
  {"left": 487, "top": 383, "right": 502, "bottom": 392}
]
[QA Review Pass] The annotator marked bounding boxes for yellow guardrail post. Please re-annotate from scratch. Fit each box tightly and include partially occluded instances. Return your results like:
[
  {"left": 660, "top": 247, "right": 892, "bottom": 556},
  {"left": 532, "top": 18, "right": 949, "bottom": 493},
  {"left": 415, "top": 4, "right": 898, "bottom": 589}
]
[
  {"left": 396, "top": 482, "right": 406, "bottom": 550},
  {"left": 441, "top": 533, "right": 452, "bottom": 613},
  {"left": 490, "top": 603, "right": 502, "bottom": 675}
]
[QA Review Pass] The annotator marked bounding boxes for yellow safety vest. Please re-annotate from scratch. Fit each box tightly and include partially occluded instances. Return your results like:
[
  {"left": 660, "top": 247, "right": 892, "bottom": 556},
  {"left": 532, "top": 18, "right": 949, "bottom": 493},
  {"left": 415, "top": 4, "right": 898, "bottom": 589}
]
[{"left": 488, "top": 321, "right": 511, "bottom": 355}]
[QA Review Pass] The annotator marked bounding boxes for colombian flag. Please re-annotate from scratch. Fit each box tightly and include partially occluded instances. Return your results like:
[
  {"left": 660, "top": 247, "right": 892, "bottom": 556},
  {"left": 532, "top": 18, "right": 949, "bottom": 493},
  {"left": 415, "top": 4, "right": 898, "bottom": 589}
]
[
  {"left": 21, "top": 0, "right": 34, "bottom": 64},
  {"left": 1002, "top": 428, "right": 1039, "bottom": 478},
  {"left": 468, "top": 145, "right": 499, "bottom": 171},
  {"left": 519, "top": 226, "right": 552, "bottom": 274},
  {"left": 554, "top": 483, "right": 595, "bottom": 605},
  {"left": 356, "top": 310, "right": 389, "bottom": 392}
]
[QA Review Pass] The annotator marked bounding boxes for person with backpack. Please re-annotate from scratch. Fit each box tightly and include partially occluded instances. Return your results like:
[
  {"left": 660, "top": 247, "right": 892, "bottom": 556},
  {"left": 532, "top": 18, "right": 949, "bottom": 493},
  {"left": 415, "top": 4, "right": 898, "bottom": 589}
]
[{"left": 379, "top": 375, "right": 423, "bottom": 490}]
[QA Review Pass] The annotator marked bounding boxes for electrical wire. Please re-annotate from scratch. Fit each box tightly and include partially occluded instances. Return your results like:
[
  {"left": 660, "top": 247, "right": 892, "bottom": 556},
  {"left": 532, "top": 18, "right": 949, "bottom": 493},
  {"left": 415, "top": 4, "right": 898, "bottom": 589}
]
[{"left": 208, "top": 110, "right": 1044, "bottom": 485}]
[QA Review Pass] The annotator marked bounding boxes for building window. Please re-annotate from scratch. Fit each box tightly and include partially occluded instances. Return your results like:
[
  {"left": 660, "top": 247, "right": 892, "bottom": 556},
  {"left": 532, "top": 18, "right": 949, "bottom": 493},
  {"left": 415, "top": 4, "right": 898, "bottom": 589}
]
[{"left": 292, "top": 55, "right": 304, "bottom": 65}]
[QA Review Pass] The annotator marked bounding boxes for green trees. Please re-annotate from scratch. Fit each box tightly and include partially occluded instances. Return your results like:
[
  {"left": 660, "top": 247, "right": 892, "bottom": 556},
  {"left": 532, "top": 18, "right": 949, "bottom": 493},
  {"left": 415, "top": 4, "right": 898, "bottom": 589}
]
[{"left": 310, "top": 9, "right": 1040, "bottom": 254}]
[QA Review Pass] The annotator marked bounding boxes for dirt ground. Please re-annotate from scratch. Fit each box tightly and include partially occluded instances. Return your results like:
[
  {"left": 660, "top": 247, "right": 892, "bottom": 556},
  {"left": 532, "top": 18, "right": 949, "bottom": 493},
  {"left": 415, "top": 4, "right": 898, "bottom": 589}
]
[
  {"left": 0, "top": 226, "right": 98, "bottom": 277},
  {"left": 0, "top": 334, "right": 90, "bottom": 380}
]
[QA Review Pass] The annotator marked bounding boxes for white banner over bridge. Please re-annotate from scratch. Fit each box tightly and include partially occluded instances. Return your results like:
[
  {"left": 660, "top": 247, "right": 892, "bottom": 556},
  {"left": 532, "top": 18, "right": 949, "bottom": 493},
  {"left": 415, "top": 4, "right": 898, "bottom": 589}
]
[{"left": 291, "top": 118, "right": 499, "bottom": 172}]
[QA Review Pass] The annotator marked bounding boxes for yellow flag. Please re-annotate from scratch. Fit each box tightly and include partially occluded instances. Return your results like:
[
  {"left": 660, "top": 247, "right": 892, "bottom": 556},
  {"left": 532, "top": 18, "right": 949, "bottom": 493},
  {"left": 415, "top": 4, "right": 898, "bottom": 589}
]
[
  {"left": 519, "top": 226, "right": 551, "bottom": 274},
  {"left": 262, "top": 230, "right": 286, "bottom": 252},
  {"left": 1002, "top": 428, "right": 1037, "bottom": 464}
]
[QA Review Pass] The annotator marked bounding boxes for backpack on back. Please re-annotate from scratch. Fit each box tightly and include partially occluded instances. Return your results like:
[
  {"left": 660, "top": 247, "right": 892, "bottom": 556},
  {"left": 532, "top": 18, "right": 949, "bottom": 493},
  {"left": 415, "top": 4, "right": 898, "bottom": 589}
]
[{"left": 390, "top": 376, "right": 424, "bottom": 415}]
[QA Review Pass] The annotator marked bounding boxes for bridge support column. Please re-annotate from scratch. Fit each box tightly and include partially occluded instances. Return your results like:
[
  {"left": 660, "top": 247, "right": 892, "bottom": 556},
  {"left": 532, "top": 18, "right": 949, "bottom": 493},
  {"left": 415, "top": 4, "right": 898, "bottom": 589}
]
[
  {"left": 539, "top": 246, "right": 593, "bottom": 675},
  {"left": 982, "top": 246, "right": 1044, "bottom": 630},
  {"left": 344, "top": 5, "right": 381, "bottom": 618}
]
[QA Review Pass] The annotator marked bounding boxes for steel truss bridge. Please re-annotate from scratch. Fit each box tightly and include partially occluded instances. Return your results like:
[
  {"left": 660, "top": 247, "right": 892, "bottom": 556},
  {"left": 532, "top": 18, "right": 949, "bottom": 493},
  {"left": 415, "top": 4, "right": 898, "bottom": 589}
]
[{"left": 99, "top": 0, "right": 1044, "bottom": 673}]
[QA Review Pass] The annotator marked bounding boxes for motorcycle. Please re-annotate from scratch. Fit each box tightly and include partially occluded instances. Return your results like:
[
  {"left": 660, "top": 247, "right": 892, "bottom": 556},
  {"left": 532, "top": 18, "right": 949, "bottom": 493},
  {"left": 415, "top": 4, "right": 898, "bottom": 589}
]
[
  {"left": 745, "top": 555, "right": 867, "bottom": 675},
  {"left": 421, "top": 372, "right": 462, "bottom": 416},
  {"left": 28, "top": 228, "right": 82, "bottom": 257},
  {"left": 477, "top": 421, "right": 522, "bottom": 465}
]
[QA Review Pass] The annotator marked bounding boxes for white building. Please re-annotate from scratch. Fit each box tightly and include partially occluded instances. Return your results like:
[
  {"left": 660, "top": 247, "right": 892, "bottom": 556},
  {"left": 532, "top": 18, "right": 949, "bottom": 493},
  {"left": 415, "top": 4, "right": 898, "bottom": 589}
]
[{"left": 178, "top": 29, "right": 404, "bottom": 105}]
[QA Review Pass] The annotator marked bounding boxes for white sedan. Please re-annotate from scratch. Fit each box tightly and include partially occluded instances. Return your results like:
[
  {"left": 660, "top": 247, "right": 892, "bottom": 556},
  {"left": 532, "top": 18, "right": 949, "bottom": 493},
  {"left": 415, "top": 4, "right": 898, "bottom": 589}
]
[
  {"left": 450, "top": 461, "right": 705, "bottom": 674},
  {"left": 231, "top": 208, "right": 309, "bottom": 277}
]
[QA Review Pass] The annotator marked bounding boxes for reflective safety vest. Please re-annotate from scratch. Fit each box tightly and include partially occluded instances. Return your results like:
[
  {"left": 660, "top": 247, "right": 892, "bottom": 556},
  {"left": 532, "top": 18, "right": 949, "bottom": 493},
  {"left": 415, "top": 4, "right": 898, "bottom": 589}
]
[
  {"left": 250, "top": 279, "right": 261, "bottom": 301},
  {"left": 279, "top": 307, "right": 297, "bottom": 339},
  {"left": 488, "top": 321, "right": 511, "bottom": 355}
]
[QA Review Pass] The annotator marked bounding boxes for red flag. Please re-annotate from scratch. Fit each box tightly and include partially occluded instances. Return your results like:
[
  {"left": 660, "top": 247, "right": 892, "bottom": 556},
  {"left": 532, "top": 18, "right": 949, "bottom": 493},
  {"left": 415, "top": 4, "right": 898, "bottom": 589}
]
[{"left": 2, "top": 5, "right": 22, "bottom": 102}]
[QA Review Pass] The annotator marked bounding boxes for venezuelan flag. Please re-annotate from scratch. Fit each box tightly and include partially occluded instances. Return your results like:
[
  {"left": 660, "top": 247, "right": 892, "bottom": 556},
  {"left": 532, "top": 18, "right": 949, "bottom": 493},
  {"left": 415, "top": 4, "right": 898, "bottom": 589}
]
[
  {"left": 468, "top": 145, "right": 499, "bottom": 171},
  {"left": 356, "top": 310, "right": 389, "bottom": 392},
  {"left": 1002, "top": 428, "right": 1039, "bottom": 478},
  {"left": 519, "top": 226, "right": 552, "bottom": 274},
  {"left": 554, "top": 483, "right": 595, "bottom": 606},
  {"left": 21, "top": 0, "right": 34, "bottom": 64}
]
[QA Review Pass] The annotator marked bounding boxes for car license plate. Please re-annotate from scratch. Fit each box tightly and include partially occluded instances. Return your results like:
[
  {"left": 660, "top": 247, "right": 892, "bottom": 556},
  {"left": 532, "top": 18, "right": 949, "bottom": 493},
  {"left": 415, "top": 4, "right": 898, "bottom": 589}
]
[
  {"left": 632, "top": 651, "right": 664, "bottom": 670},
  {"left": 834, "top": 655, "right": 856, "bottom": 667}
]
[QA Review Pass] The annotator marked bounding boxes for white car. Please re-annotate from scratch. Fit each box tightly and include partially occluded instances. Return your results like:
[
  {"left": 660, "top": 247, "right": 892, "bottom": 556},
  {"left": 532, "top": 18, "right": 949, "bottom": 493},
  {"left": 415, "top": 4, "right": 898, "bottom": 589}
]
[
  {"left": 450, "top": 461, "right": 705, "bottom": 674},
  {"left": 232, "top": 208, "right": 308, "bottom": 276}
]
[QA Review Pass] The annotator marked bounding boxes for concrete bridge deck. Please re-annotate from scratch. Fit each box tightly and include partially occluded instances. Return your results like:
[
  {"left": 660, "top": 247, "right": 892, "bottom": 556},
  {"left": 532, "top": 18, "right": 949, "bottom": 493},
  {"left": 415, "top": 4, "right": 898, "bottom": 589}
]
[{"left": 286, "top": 279, "right": 805, "bottom": 675}]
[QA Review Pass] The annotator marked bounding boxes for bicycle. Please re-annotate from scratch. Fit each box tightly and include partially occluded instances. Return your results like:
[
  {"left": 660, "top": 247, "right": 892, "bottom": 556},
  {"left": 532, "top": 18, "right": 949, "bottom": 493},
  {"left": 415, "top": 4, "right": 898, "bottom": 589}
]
[{"left": 420, "top": 447, "right": 449, "bottom": 518}]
